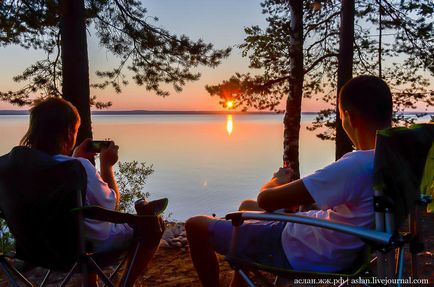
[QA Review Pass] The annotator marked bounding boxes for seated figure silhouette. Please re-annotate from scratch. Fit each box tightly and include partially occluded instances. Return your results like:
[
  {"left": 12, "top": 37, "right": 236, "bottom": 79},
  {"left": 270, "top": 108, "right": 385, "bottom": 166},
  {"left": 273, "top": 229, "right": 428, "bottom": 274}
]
[
  {"left": 17, "top": 97, "right": 164, "bottom": 286},
  {"left": 186, "top": 75, "right": 394, "bottom": 287}
]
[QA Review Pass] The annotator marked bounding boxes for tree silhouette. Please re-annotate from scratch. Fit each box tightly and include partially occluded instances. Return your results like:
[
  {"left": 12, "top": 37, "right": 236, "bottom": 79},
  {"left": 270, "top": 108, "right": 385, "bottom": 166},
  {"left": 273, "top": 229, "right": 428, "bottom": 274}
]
[
  {"left": 0, "top": 0, "right": 231, "bottom": 142},
  {"left": 335, "top": 0, "right": 355, "bottom": 159},
  {"left": 206, "top": 0, "right": 433, "bottom": 175}
]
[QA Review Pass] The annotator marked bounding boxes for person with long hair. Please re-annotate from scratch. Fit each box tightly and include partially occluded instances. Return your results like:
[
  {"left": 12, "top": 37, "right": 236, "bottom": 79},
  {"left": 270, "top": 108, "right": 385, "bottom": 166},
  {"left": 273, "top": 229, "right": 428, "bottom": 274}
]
[{"left": 21, "top": 97, "right": 162, "bottom": 286}]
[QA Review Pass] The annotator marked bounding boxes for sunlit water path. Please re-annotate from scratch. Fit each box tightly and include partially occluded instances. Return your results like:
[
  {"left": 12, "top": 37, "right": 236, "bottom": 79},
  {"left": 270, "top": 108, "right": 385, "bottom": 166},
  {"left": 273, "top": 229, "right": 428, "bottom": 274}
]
[{"left": 1, "top": 113, "right": 335, "bottom": 220}]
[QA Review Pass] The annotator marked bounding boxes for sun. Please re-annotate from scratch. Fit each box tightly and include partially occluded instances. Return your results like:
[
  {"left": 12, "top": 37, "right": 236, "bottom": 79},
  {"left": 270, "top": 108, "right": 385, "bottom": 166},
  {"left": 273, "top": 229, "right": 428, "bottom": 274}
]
[{"left": 226, "top": 100, "right": 234, "bottom": 109}]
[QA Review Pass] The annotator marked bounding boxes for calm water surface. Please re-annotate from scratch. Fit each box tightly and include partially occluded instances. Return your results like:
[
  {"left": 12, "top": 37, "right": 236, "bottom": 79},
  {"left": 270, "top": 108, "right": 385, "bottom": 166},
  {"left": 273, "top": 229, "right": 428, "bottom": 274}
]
[{"left": 0, "top": 114, "right": 334, "bottom": 220}]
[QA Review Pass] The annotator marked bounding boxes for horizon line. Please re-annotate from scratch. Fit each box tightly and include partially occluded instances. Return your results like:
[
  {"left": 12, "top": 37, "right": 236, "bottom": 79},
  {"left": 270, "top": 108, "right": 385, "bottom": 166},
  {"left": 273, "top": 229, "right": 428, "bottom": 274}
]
[
  {"left": 0, "top": 109, "right": 317, "bottom": 115},
  {"left": 0, "top": 109, "right": 432, "bottom": 116}
]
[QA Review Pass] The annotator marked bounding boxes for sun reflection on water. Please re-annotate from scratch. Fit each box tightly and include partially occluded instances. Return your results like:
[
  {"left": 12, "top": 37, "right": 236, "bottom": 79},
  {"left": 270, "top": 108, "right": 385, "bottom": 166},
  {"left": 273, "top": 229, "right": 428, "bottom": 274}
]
[{"left": 226, "top": 114, "right": 233, "bottom": 135}]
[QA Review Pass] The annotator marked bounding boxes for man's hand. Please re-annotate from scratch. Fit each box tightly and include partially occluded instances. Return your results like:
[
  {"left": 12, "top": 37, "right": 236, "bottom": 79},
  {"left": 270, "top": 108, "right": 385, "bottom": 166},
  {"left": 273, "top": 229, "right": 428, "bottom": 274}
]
[
  {"left": 72, "top": 138, "right": 96, "bottom": 160},
  {"left": 100, "top": 141, "right": 119, "bottom": 169},
  {"left": 272, "top": 167, "right": 295, "bottom": 185},
  {"left": 259, "top": 167, "right": 294, "bottom": 193}
]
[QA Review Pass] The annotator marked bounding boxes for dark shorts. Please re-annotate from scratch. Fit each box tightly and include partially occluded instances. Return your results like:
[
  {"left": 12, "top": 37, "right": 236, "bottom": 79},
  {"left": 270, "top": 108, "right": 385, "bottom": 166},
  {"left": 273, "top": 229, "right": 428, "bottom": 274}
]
[{"left": 208, "top": 219, "right": 292, "bottom": 269}]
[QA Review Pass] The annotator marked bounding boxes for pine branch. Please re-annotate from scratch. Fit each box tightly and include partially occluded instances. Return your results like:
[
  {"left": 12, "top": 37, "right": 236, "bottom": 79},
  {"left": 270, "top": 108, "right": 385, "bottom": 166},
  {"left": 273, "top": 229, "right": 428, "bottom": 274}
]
[
  {"left": 304, "top": 53, "right": 339, "bottom": 75},
  {"left": 304, "top": 11, "right": 340, "bottom": 38}
]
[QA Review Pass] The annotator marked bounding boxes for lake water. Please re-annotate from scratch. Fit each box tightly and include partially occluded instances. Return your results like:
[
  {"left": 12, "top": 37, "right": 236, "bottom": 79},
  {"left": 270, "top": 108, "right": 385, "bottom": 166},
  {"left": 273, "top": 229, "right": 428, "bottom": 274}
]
[{"left": 0, "top": 113, "right": 335, "bottom": 220}]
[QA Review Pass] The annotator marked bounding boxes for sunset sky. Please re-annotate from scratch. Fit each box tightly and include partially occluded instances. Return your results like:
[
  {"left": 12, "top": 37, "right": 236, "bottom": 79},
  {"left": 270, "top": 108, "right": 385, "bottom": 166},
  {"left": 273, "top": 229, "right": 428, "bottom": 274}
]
[{"left": 0, "top": 0, "right": 431, "bottom": 112}]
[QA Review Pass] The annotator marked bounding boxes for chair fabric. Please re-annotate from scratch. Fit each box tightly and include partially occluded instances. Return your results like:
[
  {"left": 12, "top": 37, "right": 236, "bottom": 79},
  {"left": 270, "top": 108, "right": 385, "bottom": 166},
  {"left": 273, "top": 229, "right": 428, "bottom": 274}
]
[
  {"left": 226, "top": 243, "right": 371, "bottom": 279},
  {"left": 421, "top": 142, "right": 434, "bottom": 213},
  {"left": 373, "top": 123, "right": 434, "bottom": 228},
  {"left": 0, "top": 146, "right": 87, "bottom": 270}
]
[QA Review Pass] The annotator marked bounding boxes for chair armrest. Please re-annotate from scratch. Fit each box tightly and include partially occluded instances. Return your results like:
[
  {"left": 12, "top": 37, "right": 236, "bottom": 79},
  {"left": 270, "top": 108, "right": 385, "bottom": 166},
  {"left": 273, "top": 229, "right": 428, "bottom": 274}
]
[
  {"left": 226, "top": 211, "right": 393, "bottom": 245},
  {"left": 72, "top": 205, "right": 156, "bottom": 228}
]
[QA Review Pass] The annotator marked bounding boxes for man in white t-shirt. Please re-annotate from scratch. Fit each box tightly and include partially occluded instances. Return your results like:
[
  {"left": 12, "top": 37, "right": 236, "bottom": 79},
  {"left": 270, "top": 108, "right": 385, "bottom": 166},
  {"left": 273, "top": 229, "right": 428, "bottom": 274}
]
[{"left": 185, "top": 75, "right": 393, "bottom": 286}]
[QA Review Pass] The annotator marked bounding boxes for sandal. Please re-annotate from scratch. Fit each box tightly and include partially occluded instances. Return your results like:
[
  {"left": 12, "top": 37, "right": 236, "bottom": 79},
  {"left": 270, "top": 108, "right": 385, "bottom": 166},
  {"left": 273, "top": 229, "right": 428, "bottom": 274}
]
[{"left": 134, "top": 198, "right": 168, "bottom": 216}]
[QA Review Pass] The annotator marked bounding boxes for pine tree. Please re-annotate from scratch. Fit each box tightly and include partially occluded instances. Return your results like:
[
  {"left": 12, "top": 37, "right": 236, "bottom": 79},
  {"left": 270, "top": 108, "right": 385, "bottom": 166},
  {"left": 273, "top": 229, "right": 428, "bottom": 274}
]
[
  {"left": 0, "top": 0, "right": 231, "bottom": 142},
  {"left": 206, "top": 0, "right": 433, "bottom": 175}
]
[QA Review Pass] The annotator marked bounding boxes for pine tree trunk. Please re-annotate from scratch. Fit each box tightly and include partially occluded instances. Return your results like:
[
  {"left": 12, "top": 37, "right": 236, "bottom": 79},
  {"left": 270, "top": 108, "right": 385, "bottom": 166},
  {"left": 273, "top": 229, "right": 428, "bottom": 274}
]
[
  {"left": 283, "top": 0, "right": 304, "bottom": 179},
  {"left": 335, "top": 0, "right": 354, "bottom": 160},
  {"left": 60, "top": 0, "right": 92, "bottom": 144}
]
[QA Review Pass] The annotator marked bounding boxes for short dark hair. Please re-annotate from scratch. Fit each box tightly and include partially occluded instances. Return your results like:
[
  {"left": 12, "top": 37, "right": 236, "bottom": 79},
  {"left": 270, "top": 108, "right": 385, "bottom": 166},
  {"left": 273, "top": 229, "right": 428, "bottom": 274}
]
[
  {"left": 20, "top": 97, "right": 80, "bottom": 155},
  {"left": 339, "top": 75, "right": 392, "bottom": 130}
]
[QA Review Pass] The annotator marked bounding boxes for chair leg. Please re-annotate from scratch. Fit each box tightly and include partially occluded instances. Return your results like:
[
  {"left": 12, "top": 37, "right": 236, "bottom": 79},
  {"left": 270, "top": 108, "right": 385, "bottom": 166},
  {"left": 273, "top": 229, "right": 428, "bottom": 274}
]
[
  {"left": 119, "top": 242, "right": 141, "bottom": 287},
  {"left": 274, "top": 275, "right": 290, "bottom": 286},
  {"left": 0, "top": 258, "right": 21, "bottom": 287},
  {"left": 0, "top": 256, "right": 34, "bottom": 287},
  {"left": 396, "top": 246, "right": 405, "bottom": 287},
  {"left": 107, "top": 254, "right": 129, "bottom": 284},
  {"left": 87, "top": 257, "right": 115, "bottom": 287},
  {"left": 396, "top": 246, "right": 405, "bottom": 279},
  {"left": 39, "top": 269, "right": 51, "bottom": 287},
  {"left": 237, "top": 269, "right": 257, "bottom": 287},
  {"left": 60, "top": 262, "right": 79, "bottom": 287}
]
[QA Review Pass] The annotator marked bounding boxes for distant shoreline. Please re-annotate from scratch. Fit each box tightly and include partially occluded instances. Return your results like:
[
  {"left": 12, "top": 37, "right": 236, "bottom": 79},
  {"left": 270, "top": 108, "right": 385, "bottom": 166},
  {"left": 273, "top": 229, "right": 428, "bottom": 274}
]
[
  {"left": 91, "top": 110, "right": 285, "bottom": 115},
  {"left": 0, "top": 110, "right": 432, "bottom": 116},
  {"left": 0, "top": 110, "right": 302, "bottom": 116}
]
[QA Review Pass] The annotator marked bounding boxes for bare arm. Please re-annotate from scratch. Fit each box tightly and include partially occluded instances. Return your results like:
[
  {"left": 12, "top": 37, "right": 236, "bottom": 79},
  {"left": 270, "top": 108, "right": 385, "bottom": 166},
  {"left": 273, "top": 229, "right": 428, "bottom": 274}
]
[
  {"left": 100, "top": 142, "right": 120, "bottom": 210},
  {"left": 257, "top": 179, "right": 314, "bottom": 212},
  {"left": 100, "top": 166, "right": 119, "bottom": 207},
  {"left": 73, "top": 139, "right": 120, "bottom": 210},
  {"left": 257, "top": 167, "right": 314, "bottom": 212}
]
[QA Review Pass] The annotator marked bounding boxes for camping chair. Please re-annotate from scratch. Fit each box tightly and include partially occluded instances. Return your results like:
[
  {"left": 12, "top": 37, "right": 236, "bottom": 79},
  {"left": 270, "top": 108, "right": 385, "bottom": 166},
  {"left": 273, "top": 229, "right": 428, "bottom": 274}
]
[
  {"left": 0, "top": 146, "right": 167, "bottom": 287},
  {"left": 225, "top": 123, "right": 434, "bottom": 287}
]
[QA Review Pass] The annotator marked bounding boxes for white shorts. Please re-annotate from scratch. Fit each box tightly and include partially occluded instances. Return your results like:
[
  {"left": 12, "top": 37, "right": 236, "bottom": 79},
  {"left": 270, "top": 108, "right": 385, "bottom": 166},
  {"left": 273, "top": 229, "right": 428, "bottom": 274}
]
[{"left": 89, "top": 223, "right": 134, "bottom": 254}]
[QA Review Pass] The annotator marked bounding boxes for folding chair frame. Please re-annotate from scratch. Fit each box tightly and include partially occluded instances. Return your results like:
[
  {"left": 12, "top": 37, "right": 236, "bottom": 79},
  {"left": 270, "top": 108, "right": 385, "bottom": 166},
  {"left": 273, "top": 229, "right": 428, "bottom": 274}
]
[
  {"left": 225, "top": 208, "right": 426, "bottom": 287},
  {"left": 0, "top": 191, "right": 162, "bottom": 287}
]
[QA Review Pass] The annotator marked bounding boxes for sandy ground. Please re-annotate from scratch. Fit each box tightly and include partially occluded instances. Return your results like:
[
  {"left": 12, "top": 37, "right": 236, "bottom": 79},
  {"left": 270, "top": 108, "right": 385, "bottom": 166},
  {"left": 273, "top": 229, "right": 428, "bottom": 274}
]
[
  {"left": 136, "top": 250, "right": 233, "bottom": 287},
  {"left": 0, "top": 212, "right": 433, "bottom": 286},
  {"left": 135, "top": 211, "right": 434, "bottom": 286}
]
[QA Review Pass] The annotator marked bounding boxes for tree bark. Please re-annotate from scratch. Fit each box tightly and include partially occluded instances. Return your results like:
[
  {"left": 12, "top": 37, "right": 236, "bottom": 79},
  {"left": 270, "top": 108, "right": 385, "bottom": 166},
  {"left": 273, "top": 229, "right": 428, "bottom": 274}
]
[
  {"left": 283, "top": 0, "right": 304, "bottom": 179},
  {"left": 60, "top": 0, "right": 92, "bottom": 144},
  {"left": 335, "top": 0, "right": 354, "bottom": 160}
]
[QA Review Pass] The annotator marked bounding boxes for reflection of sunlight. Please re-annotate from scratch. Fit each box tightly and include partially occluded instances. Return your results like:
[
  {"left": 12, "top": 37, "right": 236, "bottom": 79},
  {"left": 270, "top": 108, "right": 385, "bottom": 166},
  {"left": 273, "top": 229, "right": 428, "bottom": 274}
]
[{"left": 226, "top": 114, "right": 233, "bottom": 135}]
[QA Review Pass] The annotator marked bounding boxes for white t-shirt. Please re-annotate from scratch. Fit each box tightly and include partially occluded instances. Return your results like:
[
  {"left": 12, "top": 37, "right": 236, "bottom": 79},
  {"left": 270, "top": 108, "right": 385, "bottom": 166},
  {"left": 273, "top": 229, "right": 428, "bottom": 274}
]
[
  {"left": 281, "top": 150, "right": 375, "bottom": 272},
  {"left": 52, "top": 155, "right": 133, "bottom": 244}
]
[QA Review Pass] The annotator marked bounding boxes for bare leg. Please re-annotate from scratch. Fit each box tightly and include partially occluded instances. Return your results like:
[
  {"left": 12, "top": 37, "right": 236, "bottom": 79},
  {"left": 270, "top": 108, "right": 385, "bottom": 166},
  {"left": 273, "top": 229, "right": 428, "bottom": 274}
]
[
  {"left": 186, "top": 201, "right": 263, "bottom": 287},
  {"left": 120, "top": 217, "right": 164, "bottom": 287},
  {"left": 120, "top": 244, "right": 159, "bottom": 287},
  {"left": 238, "top": 199, "right": 263, "bottom": 212},
  {"left": 186, "top": 215, "right": 220, "bottom": 287},
  {"left": 230, "top": 271, "right": 248, "bottom": 287},
  {"left": 86, "top": 272, "right": 98, "bottom": 287}
]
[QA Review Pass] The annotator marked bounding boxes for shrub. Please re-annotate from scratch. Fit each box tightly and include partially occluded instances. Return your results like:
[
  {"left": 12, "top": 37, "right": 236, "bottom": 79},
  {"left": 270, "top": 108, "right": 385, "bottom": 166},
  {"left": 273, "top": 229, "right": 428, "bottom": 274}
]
[{"left": 115, "top": 160, "right": 154, "bottom": 213}]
